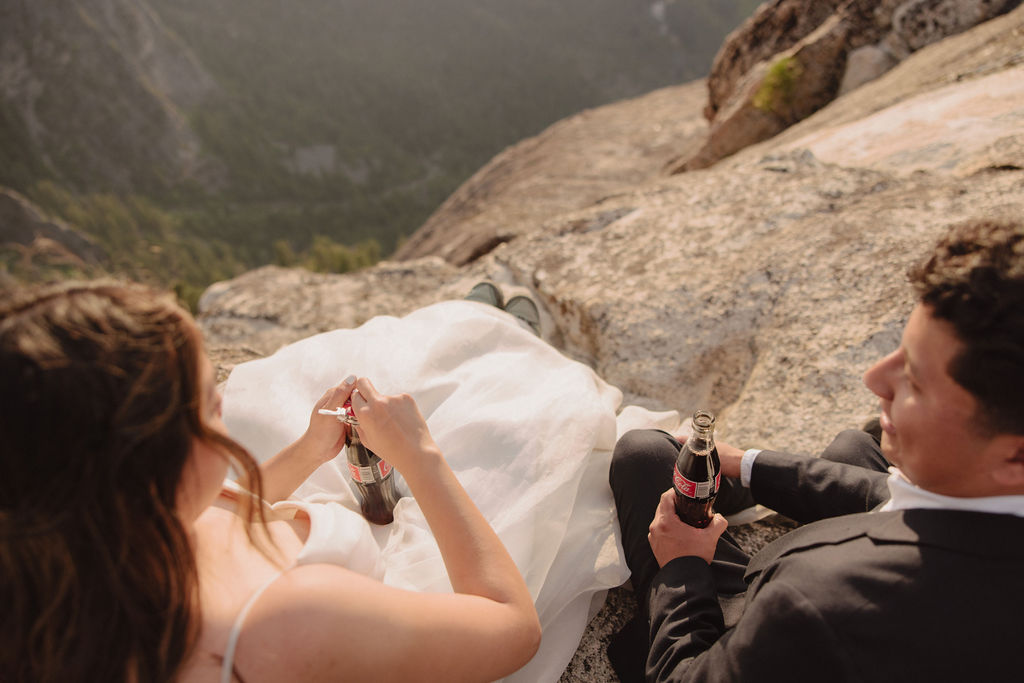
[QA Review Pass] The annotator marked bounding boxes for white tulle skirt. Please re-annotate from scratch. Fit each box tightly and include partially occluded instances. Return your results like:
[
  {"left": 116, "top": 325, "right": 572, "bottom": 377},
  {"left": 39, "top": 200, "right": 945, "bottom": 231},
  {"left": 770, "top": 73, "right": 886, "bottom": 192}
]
[{"left": 221, "top": 300, "right": 679, "bottom": 682}]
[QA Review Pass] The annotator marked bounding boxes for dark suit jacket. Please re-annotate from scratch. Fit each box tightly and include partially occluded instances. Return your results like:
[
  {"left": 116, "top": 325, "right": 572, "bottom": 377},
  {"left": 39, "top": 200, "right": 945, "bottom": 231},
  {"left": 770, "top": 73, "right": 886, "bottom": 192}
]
[{"left": 646, "top": 450, "right": 1024, "bottom": 682}]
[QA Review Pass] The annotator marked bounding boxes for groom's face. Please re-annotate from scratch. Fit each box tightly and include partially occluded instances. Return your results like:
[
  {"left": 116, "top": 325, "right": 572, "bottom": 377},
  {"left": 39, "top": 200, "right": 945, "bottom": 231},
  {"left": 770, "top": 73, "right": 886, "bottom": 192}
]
[{"left": 862, "top": 304, "right": 1002, "bottom": 497}]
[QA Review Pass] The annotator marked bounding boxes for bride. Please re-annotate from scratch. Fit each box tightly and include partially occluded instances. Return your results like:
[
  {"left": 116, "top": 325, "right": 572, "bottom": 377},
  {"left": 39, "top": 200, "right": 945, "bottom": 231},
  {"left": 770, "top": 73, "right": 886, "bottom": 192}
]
[{"left": 2, "top": 280, "right": 677, "bottom": 682}]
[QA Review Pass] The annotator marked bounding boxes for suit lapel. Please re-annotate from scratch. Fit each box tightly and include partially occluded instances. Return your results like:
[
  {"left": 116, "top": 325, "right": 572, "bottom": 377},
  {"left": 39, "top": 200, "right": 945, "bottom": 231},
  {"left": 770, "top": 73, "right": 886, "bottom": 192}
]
[
  {"left": 745, "top": 508, "right": 1024, "bottom": 580},
  {"left": 867, "top": 508, "right": 1024, "bottom": 558},
  {"left": 745, "top": 512, "right": 877, "bottom": 578}
]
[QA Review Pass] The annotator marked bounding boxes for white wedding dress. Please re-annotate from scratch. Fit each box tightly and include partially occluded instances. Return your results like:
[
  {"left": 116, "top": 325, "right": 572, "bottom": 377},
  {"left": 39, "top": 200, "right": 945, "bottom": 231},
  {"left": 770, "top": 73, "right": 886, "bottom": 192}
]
[{"left": 221, "top": 300, "right": 679, "bottom": 682}]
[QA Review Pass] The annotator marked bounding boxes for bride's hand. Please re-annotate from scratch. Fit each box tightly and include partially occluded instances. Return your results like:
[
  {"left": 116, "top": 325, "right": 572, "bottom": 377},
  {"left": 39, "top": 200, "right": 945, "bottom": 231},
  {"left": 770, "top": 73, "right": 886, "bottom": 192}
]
[
  {"left": 348, "top": 377, "right": 440, "bottom": 470},
  {"left": 303, "top": 376, "right": 355, "bottom": 462}
]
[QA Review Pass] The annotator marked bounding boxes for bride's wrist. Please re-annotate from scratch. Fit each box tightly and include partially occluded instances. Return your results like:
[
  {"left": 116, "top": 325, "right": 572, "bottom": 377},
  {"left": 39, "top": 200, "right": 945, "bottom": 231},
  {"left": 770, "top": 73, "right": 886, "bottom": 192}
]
[
  {"left": 392, "top": 443, "right": 446, "bottom": 478},
  {"left": 297, "top": 430, "right": 343, "bottom": 464}
]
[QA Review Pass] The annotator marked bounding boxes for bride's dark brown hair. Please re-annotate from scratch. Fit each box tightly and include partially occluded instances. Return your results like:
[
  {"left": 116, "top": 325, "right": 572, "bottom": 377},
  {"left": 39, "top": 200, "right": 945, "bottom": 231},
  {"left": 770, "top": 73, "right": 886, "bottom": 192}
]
[{"left": 0, "top": 281, "right": 266, "bottom": 682}]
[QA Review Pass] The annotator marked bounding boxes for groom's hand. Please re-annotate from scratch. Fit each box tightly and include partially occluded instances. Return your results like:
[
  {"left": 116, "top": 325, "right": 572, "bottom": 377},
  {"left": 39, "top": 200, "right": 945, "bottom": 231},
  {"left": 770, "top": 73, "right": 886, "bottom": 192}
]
[
  {"left": 716, "top": 439, "right": 745, "bottom": 479},
  {"left": 648, "top": 490, "right": 728, "bottom": 566}
]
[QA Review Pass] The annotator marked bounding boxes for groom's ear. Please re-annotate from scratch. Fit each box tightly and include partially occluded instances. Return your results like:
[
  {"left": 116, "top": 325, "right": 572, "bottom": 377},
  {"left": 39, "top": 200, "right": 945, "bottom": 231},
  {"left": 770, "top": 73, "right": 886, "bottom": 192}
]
[{"left": 990, "top": 436, "right": 1024, "bottom": 493}]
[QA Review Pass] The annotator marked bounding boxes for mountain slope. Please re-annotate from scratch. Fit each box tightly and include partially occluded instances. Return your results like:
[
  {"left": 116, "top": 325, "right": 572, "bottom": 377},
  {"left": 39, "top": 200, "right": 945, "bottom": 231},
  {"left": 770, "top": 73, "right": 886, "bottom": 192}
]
[{"left": 0, "top": 0, "right": 218, "bottom": 194}]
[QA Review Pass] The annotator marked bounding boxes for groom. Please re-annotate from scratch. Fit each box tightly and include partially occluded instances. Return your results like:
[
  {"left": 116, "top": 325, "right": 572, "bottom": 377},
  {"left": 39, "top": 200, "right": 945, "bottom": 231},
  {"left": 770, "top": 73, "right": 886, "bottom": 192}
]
[{"left": 609, "top": 217, "right": 1024, "bottom": 682}]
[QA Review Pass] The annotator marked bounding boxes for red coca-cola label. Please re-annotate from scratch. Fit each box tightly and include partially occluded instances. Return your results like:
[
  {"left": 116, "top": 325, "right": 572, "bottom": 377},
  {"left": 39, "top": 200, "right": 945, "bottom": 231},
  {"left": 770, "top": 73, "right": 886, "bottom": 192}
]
[
  {"left": 674, "top": 466, "right": 697, "bottom": 497},
  {"left": 348, "top": 462, "right": 371, "bottom": 483},
  {"left": 673, "top": 466, "right": 720, "bottom": 499},
  {"left": 348, "top": 460, "right": 393, "bottom": 482}
]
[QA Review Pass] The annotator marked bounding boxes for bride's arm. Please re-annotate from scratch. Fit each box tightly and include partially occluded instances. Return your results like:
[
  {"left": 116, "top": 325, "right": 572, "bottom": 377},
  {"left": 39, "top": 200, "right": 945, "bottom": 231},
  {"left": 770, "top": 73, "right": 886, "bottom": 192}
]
[
  {"left": 257, "top": 378, "right": 353, "bottom": 503},
  {"left": 348, "top": 377, "right": 540, "bottom": 638},
  {"left": 235, "top": 378, "right": 542, "bottom": 682}
]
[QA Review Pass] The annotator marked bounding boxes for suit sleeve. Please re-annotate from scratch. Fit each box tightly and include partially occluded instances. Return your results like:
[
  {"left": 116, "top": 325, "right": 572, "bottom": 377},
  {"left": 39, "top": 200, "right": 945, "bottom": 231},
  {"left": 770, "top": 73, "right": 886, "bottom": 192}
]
[
  {"left": 750, "top": 450, "right": 890, "bottom": 523},
  {"left": 647, "top": 562, "right": 853, "bottom": 682},
  {"left": 646, "top": 557, "right": 724, "bottom": 679}
]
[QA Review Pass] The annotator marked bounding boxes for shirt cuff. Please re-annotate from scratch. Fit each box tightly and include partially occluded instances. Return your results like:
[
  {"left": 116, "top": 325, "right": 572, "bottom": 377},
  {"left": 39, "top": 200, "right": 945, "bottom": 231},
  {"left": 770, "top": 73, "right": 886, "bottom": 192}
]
[{"left": 739, "top": 448, "right": 762, "bottom": 488}]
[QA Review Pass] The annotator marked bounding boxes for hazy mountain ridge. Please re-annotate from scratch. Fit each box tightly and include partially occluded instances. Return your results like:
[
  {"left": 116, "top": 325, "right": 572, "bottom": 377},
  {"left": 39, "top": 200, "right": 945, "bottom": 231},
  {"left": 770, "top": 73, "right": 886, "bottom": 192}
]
[{"left": 0, "top": 0, "right": 761, "bottom": 297}]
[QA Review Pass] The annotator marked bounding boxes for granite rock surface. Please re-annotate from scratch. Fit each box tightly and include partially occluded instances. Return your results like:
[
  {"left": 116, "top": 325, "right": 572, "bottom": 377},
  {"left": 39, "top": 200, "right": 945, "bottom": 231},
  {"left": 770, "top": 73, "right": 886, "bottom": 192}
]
[{"left": 679, "top": 0, "right": 1020, "bottom": 170}]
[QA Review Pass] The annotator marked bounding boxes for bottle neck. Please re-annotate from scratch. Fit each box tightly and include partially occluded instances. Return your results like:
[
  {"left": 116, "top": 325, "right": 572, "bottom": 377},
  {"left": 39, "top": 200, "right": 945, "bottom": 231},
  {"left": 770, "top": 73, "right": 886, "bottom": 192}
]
[
  {"left": 686, "top": 430, "right": 714, "bottom": 456},
  {"left": 686, "top": 410, "right": 716, "bottom": 456}
]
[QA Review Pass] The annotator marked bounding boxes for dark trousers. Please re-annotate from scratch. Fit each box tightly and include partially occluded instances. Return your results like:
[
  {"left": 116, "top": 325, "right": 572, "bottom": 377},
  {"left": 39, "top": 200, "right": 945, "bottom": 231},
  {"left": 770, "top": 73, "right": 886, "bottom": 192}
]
[{"left": 607, "top": 427, "right": 886, "bottom": 682}]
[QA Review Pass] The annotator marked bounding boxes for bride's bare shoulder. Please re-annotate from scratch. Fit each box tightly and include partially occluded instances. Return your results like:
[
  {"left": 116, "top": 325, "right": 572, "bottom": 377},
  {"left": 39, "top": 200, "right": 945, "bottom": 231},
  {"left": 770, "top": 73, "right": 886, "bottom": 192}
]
[{"left": 219, "top": 564, "right": 396, "bottom": 682}]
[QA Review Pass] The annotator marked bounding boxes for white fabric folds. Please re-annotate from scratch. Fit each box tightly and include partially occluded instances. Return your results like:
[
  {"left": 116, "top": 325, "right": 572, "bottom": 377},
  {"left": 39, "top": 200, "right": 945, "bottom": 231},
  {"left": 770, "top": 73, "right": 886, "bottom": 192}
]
[{"left": 222, "top": 300, "right": 679, "bottom": 681}]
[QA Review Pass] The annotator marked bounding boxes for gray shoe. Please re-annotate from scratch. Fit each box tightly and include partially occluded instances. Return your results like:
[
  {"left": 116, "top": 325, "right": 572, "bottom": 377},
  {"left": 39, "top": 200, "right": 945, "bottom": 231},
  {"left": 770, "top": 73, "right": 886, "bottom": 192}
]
[
  {"left": 465, "top": 281, "right": 504, "bottom": 308},
  {"left": 504, "top": 295, "right": 541, "bottom": 337}
]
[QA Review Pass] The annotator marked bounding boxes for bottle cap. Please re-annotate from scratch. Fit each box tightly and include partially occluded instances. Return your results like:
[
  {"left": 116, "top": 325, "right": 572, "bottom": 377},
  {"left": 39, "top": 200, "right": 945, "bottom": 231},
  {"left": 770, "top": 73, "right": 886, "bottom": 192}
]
[{"left": 318, "top": 398, "right": 359, "bottom": 425}]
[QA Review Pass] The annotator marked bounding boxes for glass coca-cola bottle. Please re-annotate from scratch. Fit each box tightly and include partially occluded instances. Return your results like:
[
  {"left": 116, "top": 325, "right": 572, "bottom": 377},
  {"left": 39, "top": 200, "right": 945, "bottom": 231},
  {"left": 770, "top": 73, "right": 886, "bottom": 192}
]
[
  {"left": 673, "top": 409, "right": 721, "bottom": 528},
  {"left": 342, "top": 399, "right": 400, "bottom": 525}
]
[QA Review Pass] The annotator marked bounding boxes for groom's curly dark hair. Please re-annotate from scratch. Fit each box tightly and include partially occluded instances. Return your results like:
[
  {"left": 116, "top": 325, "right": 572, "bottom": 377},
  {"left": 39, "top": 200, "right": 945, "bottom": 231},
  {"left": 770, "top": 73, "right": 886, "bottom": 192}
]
[{"left": 910, "top": 217, "right": 1024, "bottom": 435}]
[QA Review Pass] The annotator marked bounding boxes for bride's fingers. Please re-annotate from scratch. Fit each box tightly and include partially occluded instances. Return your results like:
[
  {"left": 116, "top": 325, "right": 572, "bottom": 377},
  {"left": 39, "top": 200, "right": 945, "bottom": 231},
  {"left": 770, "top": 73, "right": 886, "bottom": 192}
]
[
  {"left": 315, "top": 387, "right": 333, "bottom": 408},
  {"left": 319, "top": 376, "right": 356, "bottom": 409},
  {"left": 351, "top": 377, "right": 381, "bottom": 406}
]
